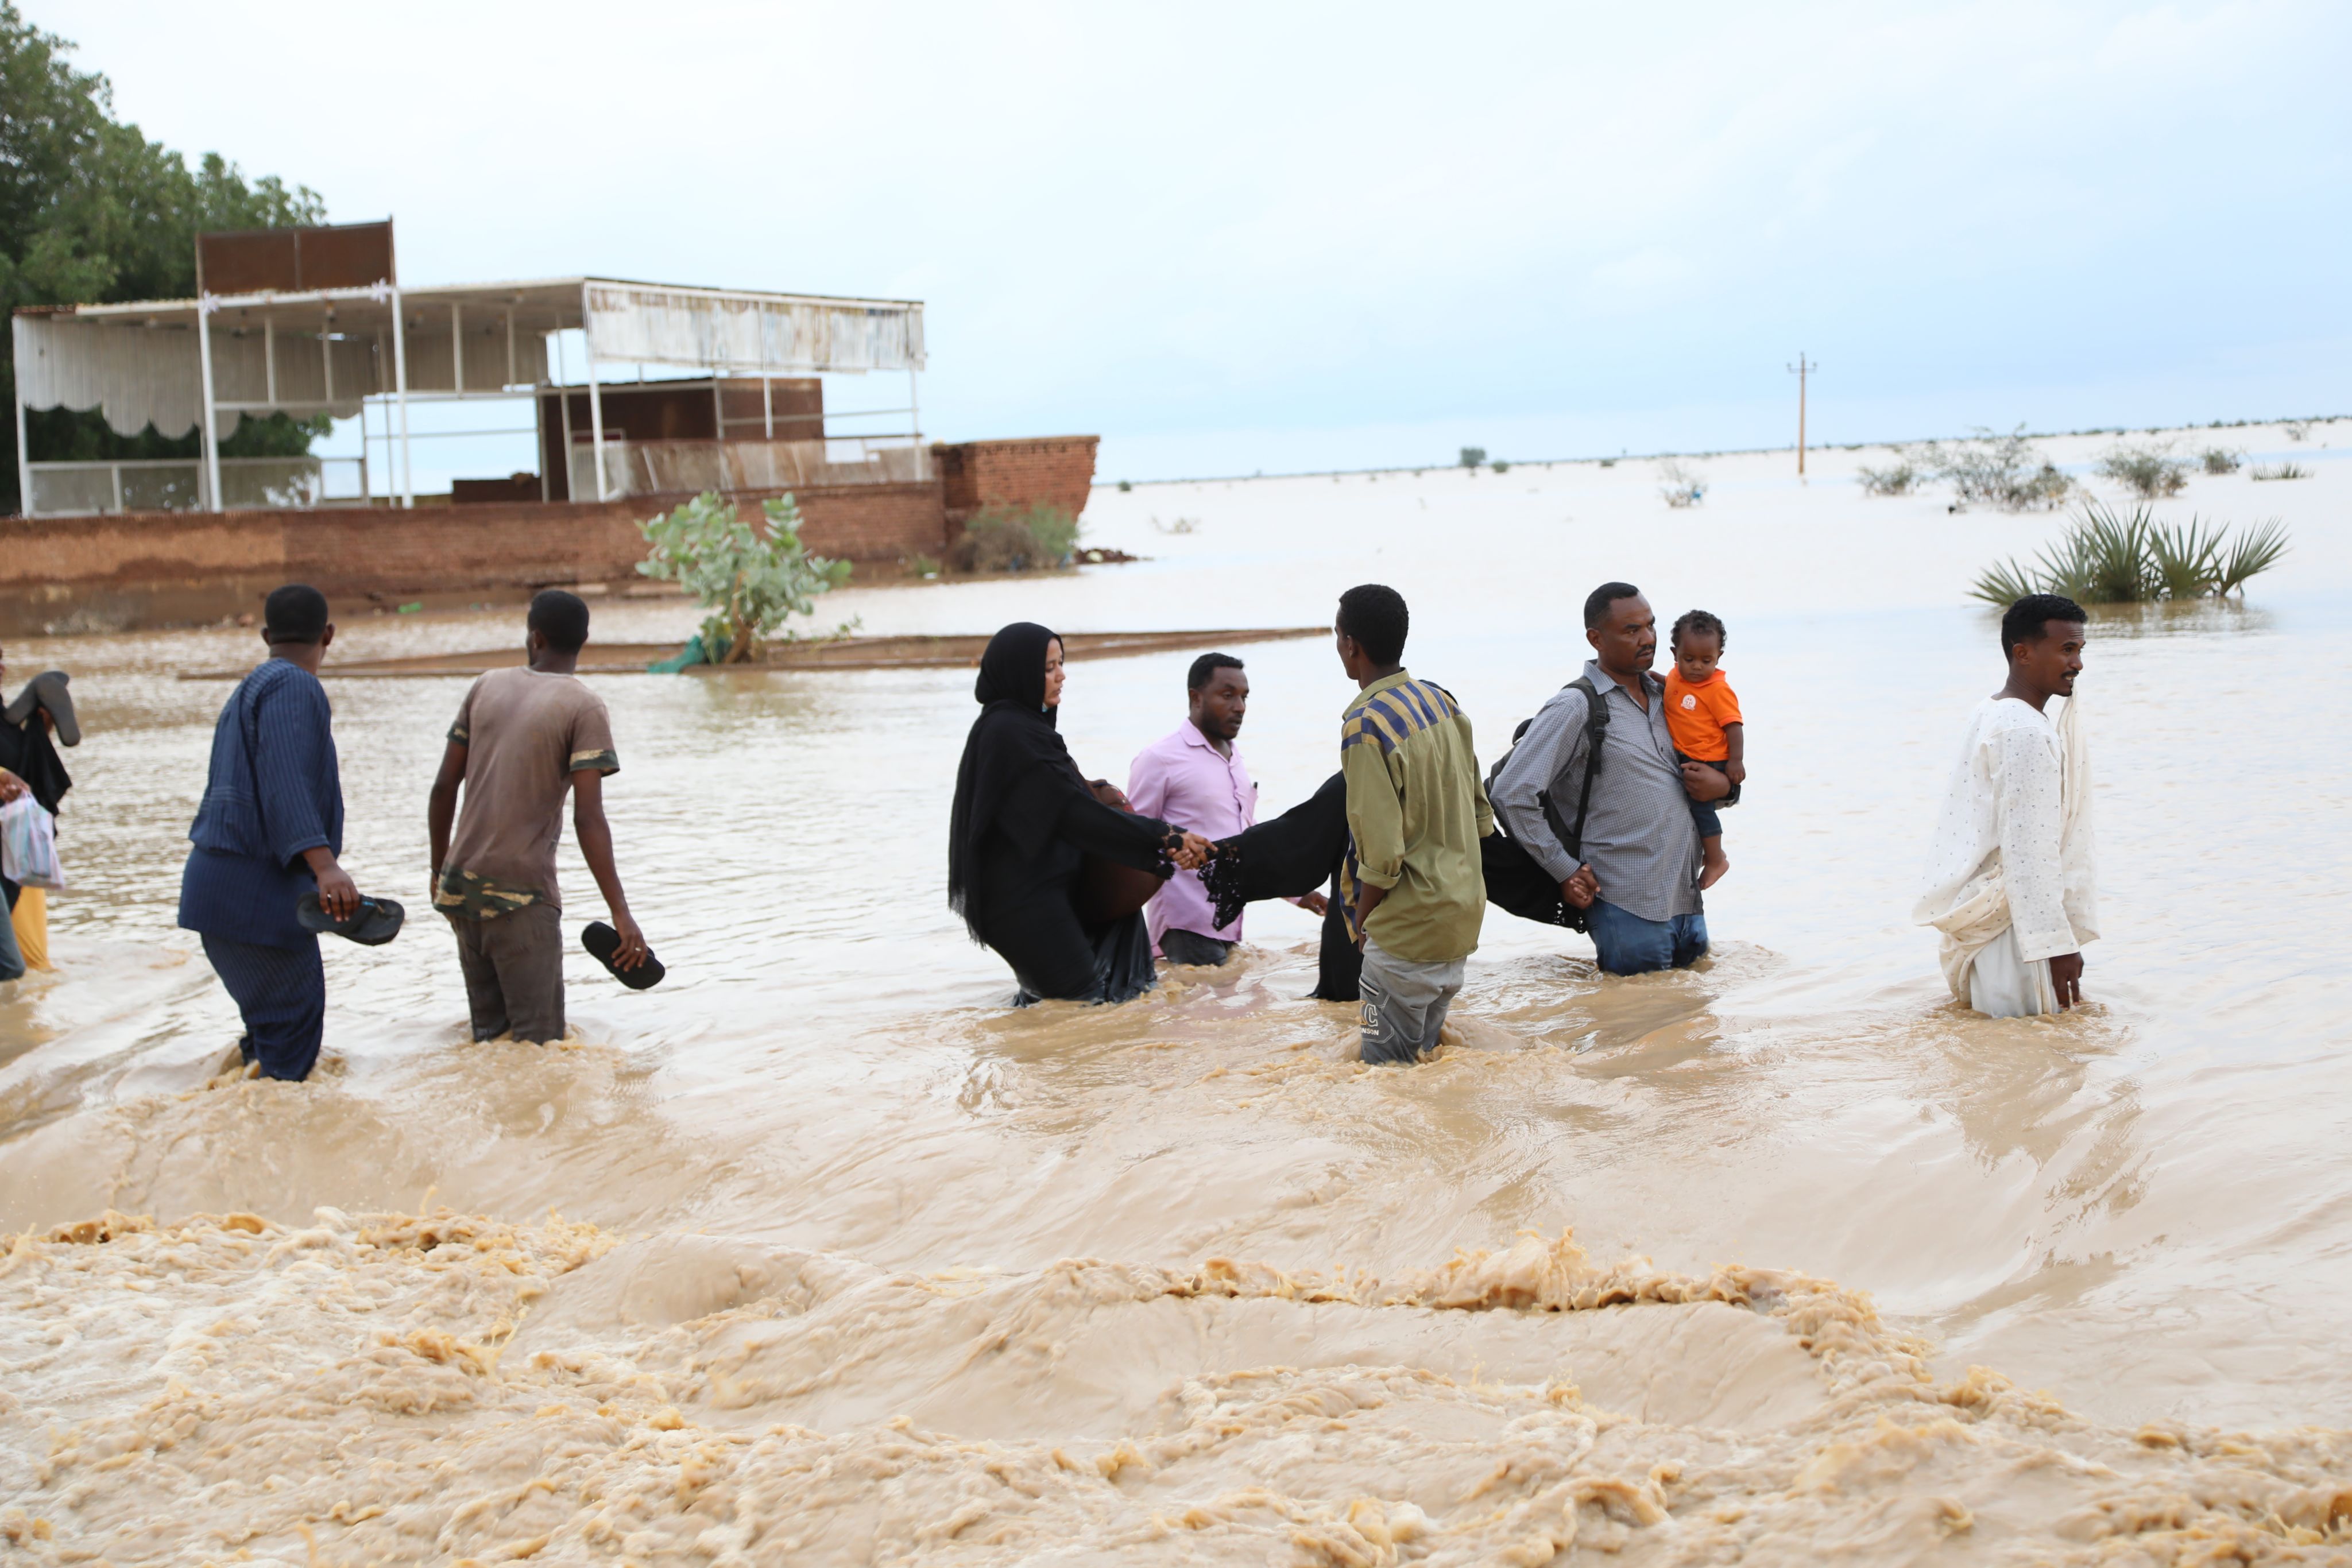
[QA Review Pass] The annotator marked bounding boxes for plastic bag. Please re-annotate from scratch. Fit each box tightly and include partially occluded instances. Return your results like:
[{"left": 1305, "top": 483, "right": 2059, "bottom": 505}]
[{"left": 0, "top": 796, "right": 64, "bottom": 889}]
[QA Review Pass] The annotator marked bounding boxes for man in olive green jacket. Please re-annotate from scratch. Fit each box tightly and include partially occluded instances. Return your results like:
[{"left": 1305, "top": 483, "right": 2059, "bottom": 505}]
[{"left": 1333, "top": 584, "right": 1492, "bottom": 1064}]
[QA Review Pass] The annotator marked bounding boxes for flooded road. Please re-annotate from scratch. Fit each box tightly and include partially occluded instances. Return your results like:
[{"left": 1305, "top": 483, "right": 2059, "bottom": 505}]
[{"left": 5, "top": 425, "right": 2351, "bottom": 1562}]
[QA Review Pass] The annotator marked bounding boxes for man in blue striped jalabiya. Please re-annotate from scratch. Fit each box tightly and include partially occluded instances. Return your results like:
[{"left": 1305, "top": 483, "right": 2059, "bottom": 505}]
[{"left": 177, "top": 584, "right": 359, "bottom": 1082}]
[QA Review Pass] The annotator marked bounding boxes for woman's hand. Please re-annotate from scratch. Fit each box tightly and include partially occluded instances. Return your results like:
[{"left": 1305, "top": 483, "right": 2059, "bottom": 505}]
[
  {"left": 0, "top": 768, "right": 25, "bottom": 805},
  {"left": 1171, "top": 831, "right": 1213, "bottom": 870}
]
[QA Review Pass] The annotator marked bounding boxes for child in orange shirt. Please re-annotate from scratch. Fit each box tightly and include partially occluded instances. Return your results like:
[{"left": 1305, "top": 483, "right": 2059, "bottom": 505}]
[{"left": 1665, "top": 610, "right": 1744, "bottom": 890}]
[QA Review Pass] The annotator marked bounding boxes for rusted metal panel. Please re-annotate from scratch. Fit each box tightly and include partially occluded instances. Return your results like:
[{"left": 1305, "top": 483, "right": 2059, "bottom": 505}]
[{"left": 196, "top": 222, "right": 396, "bottom": 296}]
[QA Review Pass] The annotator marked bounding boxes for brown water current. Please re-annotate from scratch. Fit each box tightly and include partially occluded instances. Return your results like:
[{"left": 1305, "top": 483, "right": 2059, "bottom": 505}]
[{"left": 5, "top": 431, "right": 2352, "bottom": 1563}]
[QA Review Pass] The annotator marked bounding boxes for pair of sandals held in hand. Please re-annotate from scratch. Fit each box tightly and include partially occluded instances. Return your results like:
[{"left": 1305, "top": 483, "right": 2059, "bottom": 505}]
[{"left": 294, "top": 894, "right": 663, "bottom": 989}]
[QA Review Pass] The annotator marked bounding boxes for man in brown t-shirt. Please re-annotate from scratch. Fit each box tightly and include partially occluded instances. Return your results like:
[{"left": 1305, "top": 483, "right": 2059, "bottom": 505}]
[{"left": 427, "top": 590, "right": 649, "bottom": 1042}]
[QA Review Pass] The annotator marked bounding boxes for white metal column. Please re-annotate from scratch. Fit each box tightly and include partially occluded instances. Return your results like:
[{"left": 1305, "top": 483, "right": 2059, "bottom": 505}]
[
  {"left": 391, "top": 287, "right": 414, "bottom": 508},
  {"left": 534, "top": 377, "right": 548, "bottom": 502},
  {"left": 762, "top": 375, "right": 772, "bottom": 438},
  {"left": 451, "top": 304, "right": 464, "bottom": 393},
  {"left": 198, "top": 299, "right": 224, "bottom": 512},
  {"left": 264, "top": 318, "right": 277, "bottom": 406},
  {"left": 10, "top": 319, "right": 29, "bottom": 518},
  {"left": 583, "top": 287, "right": 608, "bottom": 501},
  {"left": 907, "top": 366, "right": 920, "bottom": 443}
]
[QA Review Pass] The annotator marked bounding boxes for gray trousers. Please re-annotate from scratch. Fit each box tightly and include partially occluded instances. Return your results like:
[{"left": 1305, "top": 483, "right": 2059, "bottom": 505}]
[
  {"left": 446, "top": 903, "right": 565, "bottom": 1043},
  {"left": 1357, "top": 938, "right": 1465, "bottom": 1065}
]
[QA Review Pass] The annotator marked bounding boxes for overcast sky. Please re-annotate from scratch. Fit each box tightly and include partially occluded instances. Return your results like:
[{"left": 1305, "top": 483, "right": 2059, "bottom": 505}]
[{"left": 41, "top": 0, "right": 2352, "bottom": 479}]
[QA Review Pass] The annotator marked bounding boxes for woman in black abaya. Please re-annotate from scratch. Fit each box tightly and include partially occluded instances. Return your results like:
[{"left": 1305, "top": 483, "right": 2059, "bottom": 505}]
[{"left": 949, "top": 623, "right": 1210, "bottom": 1004}]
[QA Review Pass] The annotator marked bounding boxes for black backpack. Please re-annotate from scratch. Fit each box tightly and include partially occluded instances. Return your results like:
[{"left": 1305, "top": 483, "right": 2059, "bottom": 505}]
[{"left": 1480, "top": 676, "right": 1610, "bottom": 932}]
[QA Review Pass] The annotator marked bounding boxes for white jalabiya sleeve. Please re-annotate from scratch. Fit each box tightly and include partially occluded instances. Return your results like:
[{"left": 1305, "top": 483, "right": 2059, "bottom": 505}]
[{"left": 1993, "top": 718, "right": 2074, "bottom": 962}]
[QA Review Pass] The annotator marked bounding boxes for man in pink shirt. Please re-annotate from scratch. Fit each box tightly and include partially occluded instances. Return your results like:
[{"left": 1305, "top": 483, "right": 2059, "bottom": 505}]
[{"left": 1128, "top": 653, "right": 1326, "bottom": 966}]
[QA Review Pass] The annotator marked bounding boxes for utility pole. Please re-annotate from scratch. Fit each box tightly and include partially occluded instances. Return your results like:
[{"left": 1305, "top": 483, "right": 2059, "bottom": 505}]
[{"left": 1786, "top": 353, "right": 1816, "bottom": 480}]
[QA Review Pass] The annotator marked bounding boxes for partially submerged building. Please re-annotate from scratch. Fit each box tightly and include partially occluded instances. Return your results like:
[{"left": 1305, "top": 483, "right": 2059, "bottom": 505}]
[{"left": 5, "top": 220, "right": 1097, "bottom": 630}]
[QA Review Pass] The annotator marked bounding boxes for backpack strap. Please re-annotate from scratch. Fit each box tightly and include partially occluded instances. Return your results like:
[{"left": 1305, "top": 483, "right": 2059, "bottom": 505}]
[
  {"left": 1486, "top": 675, "right": 1614, "bottom": 862},
  {"left": 1545, "top": 676, "right": 1610, "bottom": 861}
]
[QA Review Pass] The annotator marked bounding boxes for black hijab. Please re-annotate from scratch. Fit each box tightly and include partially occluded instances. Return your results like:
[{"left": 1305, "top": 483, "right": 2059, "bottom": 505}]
[
  {"left": 0, "top": 712, "right": 70, "bottom": 817},
  {"left": 947, "top": 623, "right": 1078, "bottom": 934}
]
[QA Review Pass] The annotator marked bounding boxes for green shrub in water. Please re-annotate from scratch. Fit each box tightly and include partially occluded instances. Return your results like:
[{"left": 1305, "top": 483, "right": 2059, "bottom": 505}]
[
  {"left": 1857, "top": 458, "right": 1918, "bottom": 496},
  {"left": 2096, "top": 443, "right": 2191, "bottom": 499},
  {"left": 1970, "top": 503, "right": 2289, "bottom": 606},
  {"left": 948, "top": 502, "right": 1083, "bottom": 573},
  {"left": 1918, "top": 426, "right": 2074, "bottom": 511},
  {"left": 637, "top": 490, "right": 854, "bottom": 663}
]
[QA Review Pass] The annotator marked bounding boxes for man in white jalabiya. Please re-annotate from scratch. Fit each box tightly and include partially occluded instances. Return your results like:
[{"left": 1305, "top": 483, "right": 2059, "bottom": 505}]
[{"left": 1914, "top": 594, "right": 2099, "bottom": 1016}]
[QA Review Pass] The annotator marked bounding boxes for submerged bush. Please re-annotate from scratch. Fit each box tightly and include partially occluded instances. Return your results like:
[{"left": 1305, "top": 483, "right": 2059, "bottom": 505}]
[
  {"left": 1856, "top": 456, "right": 1918, "bottom": 496},
  {"left": 2200, "top": 447, "right": 2242, "bottom": 475},
  {"left": 1969, "top": 503, "right": 2289, "bottom": 606},
  {"left": 2096, "top": 442, "right": 2191, "bottom": 499},
  {"left": 1917, "top": 425, "right": 2073, "bottom": 511},
  {"left": 947, "top": 502, "right": 1084, "bottom": 573},
  {"left": 637, "top": 491, "right": 854, "bottom": 661},
  {"left": 1656, "top": 459, "right": 1705, "bottom": 509}
]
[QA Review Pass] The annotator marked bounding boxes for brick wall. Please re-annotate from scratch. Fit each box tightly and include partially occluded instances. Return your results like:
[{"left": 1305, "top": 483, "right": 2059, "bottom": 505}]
[
  {"left": 0, "top": 482, "right": 946, "bottom": 634},
  {"left": 931, "top": 436, "right": 1100, "bottom": 528},
  {"left": 3, "top": 441, "right": 1101, "bottom": 634}
]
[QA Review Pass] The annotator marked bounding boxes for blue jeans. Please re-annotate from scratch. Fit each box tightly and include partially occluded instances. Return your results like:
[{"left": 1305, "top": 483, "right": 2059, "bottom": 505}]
[
  {"left": 0, "top": 880, "right": 22, "bottom": 983},
  {"left": 1586, "top": 899, "right": 1708, "bottom": 975}
]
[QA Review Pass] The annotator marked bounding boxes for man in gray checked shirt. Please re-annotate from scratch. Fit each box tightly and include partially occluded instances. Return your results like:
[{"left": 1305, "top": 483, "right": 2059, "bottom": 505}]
[{"left": 1490, "top": 582, "right": 1733, "bottom": 974}]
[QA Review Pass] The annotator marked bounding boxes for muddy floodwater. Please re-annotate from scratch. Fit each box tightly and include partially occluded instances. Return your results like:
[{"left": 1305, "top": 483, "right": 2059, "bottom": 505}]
[{"left": 5, "top": 428, "right": 2352, "bottom": 1563}]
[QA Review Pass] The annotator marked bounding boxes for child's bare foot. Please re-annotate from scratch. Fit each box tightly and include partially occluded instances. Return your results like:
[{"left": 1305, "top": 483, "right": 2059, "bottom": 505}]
[{"left": 1700, "top": 838, "right": 1730, "bottom": 890}]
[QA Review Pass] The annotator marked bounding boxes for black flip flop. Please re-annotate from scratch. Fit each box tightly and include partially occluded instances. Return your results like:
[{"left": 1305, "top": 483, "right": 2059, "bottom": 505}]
[
  {"left": 3, "top": 671, "right": 78, "bottom": 747},
  {"left": 583, "top": 921, "right": 664, "bottom": 989},
  {"left": 295, "top": 892, "right": 405, "bottom": 946}
]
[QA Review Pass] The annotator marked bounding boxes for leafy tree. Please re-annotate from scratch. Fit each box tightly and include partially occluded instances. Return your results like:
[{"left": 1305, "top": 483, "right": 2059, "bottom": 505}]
[
  {"left": 2, "top": 3, "right": 325, "bottom": 512},
  {"left": 637, "top": 491, "right": 854, "bottom": 663}
]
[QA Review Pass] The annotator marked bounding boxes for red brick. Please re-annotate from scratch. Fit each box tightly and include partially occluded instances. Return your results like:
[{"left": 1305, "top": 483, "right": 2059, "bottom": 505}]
[{"left": 0, "top": 482, "right": 949, "bottom": 633}]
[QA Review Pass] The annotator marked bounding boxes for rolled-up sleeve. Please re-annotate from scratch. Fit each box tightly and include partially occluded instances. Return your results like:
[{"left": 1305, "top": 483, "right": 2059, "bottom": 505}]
[
  {"left": 1491, "top": 689, "right": 1588, "bottom": 882},
  {"left": 253, "top": 680, "right": 333, "bottom": 868}
]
